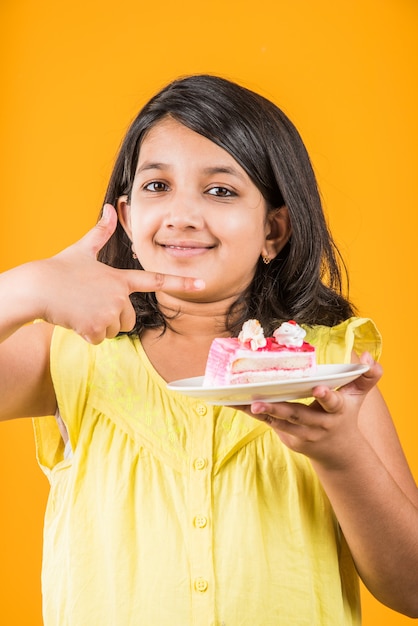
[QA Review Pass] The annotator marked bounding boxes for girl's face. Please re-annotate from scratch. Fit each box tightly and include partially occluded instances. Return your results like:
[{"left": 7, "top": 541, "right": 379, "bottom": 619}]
[{"left": 118, "top": 117, "right": 288, "bottom": 305}]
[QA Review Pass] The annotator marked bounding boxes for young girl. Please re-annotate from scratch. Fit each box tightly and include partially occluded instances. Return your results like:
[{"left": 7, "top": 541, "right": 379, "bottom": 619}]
[{"left": 1, "top": 74, "right": 417, "bottom": 625}]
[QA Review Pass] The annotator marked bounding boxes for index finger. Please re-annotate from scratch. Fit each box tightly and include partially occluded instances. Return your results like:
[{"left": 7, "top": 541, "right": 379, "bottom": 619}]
[{"left": 124, "top": 269, "right": 206, "bottom": 294}]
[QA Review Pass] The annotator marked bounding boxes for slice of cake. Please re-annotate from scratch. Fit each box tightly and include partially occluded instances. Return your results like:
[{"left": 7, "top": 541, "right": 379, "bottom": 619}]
[{"left": 203, "top": 319, "right": 316, "bottom": 386}]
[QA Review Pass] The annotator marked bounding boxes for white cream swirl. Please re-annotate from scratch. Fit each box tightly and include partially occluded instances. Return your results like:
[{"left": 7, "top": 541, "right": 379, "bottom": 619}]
[
  {"left": 273, "top": 321, "right": 306, "bottom": 348},
  {"left": 238, "top": 319, "right": 267, "bottom": 351}
]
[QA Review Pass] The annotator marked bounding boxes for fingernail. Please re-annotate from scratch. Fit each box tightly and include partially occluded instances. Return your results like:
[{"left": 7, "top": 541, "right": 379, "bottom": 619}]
[
  {"left": 193, "top": 279, "right": 205, "bottom": 290},
  {"left": 360, "top": 351, "right": 373, "bottom": 365},
  {"left": 251, "top": 403, "right": 267, "bottom": 414},
  {"left": 101, "top": 204, "right": 111, "bottom": 221}
]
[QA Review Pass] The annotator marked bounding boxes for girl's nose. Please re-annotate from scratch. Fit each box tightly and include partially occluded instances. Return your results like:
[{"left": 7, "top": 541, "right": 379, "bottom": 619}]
[{"left": 163, "top": 192, "right": 205, "bottom": 229}]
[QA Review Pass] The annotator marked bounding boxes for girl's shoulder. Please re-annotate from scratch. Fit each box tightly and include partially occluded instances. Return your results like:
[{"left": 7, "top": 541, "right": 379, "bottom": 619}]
[
  {"left": 51, "top": 326, "right": 140, "bottom": 386},
  {"left": 303, "top": 317, "right": 382, "bottom": 364}
]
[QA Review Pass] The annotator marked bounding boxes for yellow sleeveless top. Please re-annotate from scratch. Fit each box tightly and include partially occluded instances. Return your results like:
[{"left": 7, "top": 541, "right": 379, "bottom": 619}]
[{"left": 34, "top": 317, "right": 381, "bottom": 626}]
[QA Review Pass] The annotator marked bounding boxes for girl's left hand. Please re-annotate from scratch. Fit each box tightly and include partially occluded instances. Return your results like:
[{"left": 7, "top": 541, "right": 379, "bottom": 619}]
[
  {"left": 242, "top": 353, "right": 418, "bottom": 617},
  {"left": 243, "top": 352, "right": 383, "bottom": 468}
]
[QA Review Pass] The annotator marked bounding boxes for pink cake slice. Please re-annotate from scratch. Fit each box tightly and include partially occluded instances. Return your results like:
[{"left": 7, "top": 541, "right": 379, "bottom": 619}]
[{"left": 203, "top": 320, "right": 316, "bottom": 386}]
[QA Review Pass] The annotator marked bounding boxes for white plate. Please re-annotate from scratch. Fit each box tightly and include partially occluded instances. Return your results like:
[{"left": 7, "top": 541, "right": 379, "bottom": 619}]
[{"left": 167, "top": 363, "right": 369, "bottom": 405}]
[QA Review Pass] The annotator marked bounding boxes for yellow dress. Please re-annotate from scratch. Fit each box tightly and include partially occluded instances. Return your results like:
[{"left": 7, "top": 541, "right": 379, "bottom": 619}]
[{"left": 34, "top": 317, "right": 381, "bottom": 626}]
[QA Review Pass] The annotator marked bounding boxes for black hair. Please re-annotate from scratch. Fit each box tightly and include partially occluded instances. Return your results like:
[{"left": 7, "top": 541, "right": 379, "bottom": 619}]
[{"left": 98, "top": 74, "right": 355, "bottom": 336}]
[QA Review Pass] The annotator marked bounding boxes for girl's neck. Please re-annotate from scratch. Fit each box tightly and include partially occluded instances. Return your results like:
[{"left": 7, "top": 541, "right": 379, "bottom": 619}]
[
  {"left": 154, "top": 295, "right": 241, "bottom": 339},
  {"left": 139, "top": 297, "right": 243, "bottom": 382}
]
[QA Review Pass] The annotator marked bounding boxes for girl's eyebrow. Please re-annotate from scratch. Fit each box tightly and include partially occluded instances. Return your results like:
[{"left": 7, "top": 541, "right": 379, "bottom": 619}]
[
  {"left": 136, "top": 161, "right": 246, "bottom": 181},
  {"left": 202, "top": 165, "right": 246, "bottom": 181},
  {"left": 136, "top": 162, "right": 167, "bottom": 174}
]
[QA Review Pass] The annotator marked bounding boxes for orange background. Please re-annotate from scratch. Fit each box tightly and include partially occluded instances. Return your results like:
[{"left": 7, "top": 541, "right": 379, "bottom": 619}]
[{"left": 0, "top": 0, "right": 417, "bottom": 623}]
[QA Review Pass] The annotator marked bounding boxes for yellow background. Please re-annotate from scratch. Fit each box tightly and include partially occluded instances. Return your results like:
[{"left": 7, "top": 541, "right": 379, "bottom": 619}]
[{"left": 0, "top": 0, "right": 417, "bottom": 623}]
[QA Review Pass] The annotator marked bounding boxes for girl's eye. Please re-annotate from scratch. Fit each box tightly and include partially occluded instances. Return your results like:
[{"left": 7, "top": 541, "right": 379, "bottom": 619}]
[
  {"left": 143, "top": 181, "right": 169, "bottom": 192},
  {"left": 207, "top": 186, "right": 235, "bottom": 198}
]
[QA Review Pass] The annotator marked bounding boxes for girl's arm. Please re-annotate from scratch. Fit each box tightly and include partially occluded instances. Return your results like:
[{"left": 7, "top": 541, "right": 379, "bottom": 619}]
[
  {"left": 0, "top": 257, "right": 60, "bottom": 420},
  {"left": 248, "top": 355, "right": 418, "bottom": 618},
  {"left": 0, "top": 205, "right": 205, "bottom": 422},
  {"left": 0, "top": 322, "right": 57, "bottom": 421}
]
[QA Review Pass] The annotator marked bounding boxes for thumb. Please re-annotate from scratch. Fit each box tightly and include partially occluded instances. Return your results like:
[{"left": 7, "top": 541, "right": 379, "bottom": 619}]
[
  {"left": 77, "top": 204, "right": 118, "bottom": 257},
  {"left": 354, "top": 351, "right": 383, "bottom": 392}
]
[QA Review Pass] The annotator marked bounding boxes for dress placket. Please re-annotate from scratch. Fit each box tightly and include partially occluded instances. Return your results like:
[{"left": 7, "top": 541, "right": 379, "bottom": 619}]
[{"left": 188, "top": 400, "right": 216, "bottom": 626}]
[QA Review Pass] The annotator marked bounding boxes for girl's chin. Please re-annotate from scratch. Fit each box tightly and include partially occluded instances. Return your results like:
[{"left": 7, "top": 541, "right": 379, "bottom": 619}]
[{"left": 156, "top": 287, "right": 235, "bottom": 307}]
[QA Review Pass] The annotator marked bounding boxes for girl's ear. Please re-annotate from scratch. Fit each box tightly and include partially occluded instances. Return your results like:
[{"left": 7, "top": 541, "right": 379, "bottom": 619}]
[
  {"left": 261, "top": 206, "right": 292, "bottom": 262},
  {"left": 116, "top": 195, "right": 132, "bottom": 239}
]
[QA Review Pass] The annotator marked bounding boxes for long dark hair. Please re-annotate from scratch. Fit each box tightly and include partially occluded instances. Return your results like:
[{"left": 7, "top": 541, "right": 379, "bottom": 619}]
[{"left": 98, "top": 74, "right": 355, "bottom": 336}]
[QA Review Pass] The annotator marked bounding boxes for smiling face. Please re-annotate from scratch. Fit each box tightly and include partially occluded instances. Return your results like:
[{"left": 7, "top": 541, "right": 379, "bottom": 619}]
[{"left": 118, "top": 117, "right": 289, "bottom": 308}]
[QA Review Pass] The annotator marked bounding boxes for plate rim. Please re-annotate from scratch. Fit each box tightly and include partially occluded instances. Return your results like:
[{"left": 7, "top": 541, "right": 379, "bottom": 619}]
[{"left": 167, "top": 362, "right": 369, "bottom": 392}]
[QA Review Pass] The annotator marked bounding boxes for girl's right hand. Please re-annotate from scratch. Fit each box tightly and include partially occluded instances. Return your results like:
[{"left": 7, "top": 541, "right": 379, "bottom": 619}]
[{"left": 22, "top": 204, "right": 205, "bottom": 344}]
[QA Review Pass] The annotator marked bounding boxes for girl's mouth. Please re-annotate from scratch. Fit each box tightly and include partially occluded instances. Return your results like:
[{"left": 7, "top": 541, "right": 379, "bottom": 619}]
[{"left": 158, "top": 241, "right": 215, "bottom": 257}]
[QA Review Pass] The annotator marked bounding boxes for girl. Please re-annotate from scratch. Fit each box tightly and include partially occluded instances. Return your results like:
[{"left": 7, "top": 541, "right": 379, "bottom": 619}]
[{"left": 0, "top": 74, "right": 417, "bottom": 625}]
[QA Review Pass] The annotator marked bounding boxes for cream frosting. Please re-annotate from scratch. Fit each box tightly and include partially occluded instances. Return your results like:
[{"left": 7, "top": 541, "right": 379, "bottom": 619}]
[
  {"left": 238, "top": 319, "right": 267, "bottom": 351},
  {"left": 273, "top": 320, "right": 306, "bottom": 348}
]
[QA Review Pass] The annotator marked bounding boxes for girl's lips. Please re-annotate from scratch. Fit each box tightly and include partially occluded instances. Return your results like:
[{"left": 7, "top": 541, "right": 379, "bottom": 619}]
[{"left": 157, "top": 241, "right": 215, "bottom": 257}]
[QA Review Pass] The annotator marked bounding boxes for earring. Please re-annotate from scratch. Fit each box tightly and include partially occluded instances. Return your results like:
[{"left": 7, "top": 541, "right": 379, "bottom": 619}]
[
  {"left": 132, "top": 245, "right": 137, "bottom": 260},
  {"left": 262, "top": 256, "right": 271, "bottom": 265}
]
